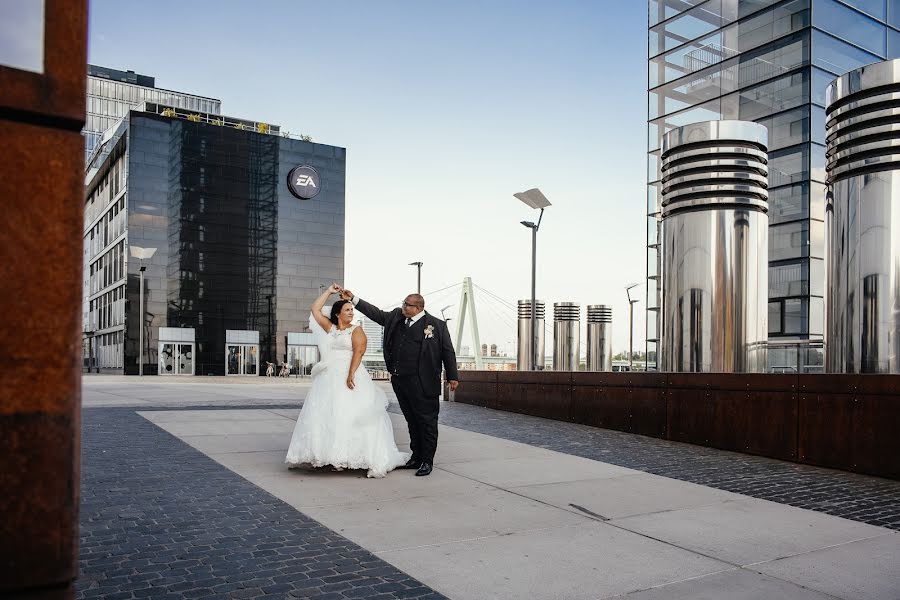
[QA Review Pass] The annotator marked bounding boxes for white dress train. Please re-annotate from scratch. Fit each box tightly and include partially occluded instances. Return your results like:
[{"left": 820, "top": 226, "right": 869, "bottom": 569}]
[{"left": 285, "top": 313, "right": 409, "bottom": 478}]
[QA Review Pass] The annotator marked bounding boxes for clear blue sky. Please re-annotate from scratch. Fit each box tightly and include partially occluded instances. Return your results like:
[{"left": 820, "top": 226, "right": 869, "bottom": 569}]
[{"left": 88, "top": 0, "right": 650, "bottom": 355}]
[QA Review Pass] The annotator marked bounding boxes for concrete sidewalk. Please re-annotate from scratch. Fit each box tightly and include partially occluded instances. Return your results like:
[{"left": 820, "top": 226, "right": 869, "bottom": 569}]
[{"left": 141, "top": 408, "right": 900, "bottom": 600}]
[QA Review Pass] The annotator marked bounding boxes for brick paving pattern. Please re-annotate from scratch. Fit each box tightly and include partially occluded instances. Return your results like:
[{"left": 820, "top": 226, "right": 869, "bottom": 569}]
[
  {"left": 77, "top": 407, "right": 446, "bottom": 600},
  {"left": 77, "top": 389, "right": 900, "bottom": 599},
  {"left": 420, "top": 399, "right": 900, "bottom": 532}
]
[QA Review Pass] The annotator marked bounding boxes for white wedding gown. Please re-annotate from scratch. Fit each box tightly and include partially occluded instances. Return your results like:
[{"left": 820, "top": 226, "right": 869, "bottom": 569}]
[{"left": 285, "top": 313, "right": 409, "bottom": 478}]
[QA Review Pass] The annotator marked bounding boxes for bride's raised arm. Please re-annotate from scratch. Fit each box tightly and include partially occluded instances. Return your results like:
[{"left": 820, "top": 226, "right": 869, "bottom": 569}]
[{"left": 310, "top": 283, "right": 340, "bottom": 332}]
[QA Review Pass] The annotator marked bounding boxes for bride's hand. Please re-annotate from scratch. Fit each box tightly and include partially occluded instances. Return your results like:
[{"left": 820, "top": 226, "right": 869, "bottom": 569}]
[
  {"left": 327, "top": 283, "right": 341, "bottom": 294},
  {"left": 346, "top": 374, "right": 355, "bottom": 390}
]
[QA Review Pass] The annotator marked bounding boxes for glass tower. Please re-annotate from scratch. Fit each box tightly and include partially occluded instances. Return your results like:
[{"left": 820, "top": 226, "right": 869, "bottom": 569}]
[
  {"left": 83, "top": 64, "right": 221, "bottom": 163},
  {"left": 647, "top": 0, "right": 900, "bottom": 372},
  {"left": 82, "top": 105, "right": 345, "bottom": 374}
]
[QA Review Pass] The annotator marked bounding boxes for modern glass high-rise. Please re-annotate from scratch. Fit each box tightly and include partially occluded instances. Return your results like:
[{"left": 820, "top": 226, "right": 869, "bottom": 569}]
[
  {"left": 647, "top": 0, "right": 900, "bottom": 371},
  {"left": 82, "top": 103, "right": 344, "bottom": 374},
  {"left": 83, "top": 64, "right": 221, "bottom": 163}
]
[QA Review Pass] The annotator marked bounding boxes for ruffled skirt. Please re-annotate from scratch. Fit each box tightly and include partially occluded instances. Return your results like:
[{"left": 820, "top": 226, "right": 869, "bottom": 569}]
[{"left": 285, "top": 353, "right": 409, "bottom": 478}]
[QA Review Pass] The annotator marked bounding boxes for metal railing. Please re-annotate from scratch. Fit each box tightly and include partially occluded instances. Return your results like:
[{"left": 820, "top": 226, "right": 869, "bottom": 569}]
[{"left": 86, "top": 101, "right": 314, "bottom": 169}]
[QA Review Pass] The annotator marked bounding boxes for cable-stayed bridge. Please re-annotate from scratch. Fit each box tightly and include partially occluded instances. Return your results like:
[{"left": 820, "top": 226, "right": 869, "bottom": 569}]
[{"left": 359, "top": 277, "right": 557, "bottom": 371}]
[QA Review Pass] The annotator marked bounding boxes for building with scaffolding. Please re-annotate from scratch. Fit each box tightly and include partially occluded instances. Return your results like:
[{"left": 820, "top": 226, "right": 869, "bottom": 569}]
[
  {"left": 83, "top": 102, "right": 345, "bottom": 375},
  {"left": 646, "top": 0, "right": 900, "bottom": 372}
]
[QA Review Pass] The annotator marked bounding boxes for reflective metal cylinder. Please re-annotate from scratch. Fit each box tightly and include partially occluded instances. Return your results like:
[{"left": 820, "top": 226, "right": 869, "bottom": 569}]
[
  {"left": 553, "top": 302, "right": 580, "bottom": 371},
  {"left": 659, "top": 120, "right": 769, "bottom": 372},
  {"left": 517, "top": 300, "right": 545, "bottom": 370},
  {"left": 825, "top": 59, "right": 900, "bottom": 373},
  {"left": 586, "top": 305, "right": 613, "bottom": 372}
]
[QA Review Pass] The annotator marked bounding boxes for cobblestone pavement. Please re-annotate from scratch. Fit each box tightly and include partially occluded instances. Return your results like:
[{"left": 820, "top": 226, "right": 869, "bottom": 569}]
[
  {"left": 419, "top": 399, "right": 900, "bottom": 532},
  {"left": 77, "top": 407, "right": 446, "bottom": 600},
  {"left": 78, "top": 379, "right": 900, "bottom": 599}
]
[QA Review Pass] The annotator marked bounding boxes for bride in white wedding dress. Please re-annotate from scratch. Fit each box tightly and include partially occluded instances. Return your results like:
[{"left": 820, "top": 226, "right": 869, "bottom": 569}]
[{"left": 285, "top": 284, "right": 410, "bottom": 478}]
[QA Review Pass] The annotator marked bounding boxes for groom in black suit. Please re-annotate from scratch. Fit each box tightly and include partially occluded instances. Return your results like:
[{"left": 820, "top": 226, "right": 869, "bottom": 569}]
[{"left": 339, "top": 288, "right": 459, "bottom": 477}]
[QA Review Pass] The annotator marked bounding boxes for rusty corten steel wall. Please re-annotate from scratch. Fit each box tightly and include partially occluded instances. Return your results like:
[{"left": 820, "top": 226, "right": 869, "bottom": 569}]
[
  {"left": 450, "top": 372, "right": 900, "bottom": 480},
  {"left": 0, "top": 2, "right": 88, "bottom": 598}
]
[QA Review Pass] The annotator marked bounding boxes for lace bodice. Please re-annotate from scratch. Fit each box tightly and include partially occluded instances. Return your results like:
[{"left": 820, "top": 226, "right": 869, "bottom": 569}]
[{"left": 328, "top": 324, "right": 357, "bottom": 353}]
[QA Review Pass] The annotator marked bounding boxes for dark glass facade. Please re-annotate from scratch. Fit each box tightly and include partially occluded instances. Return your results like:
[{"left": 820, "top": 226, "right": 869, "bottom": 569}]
[
  {"left": 84, "top": 107, "right": 345, "bottom": 374},
  {"left": 647, "top": 0, "right": 900, "bottom": 371}
]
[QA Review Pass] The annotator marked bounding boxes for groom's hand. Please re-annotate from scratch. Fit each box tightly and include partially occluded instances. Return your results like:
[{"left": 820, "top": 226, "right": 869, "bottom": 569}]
[
  {"left": 339, "top": 288, "right": 354, "bottom": 301},
  {"left": 448, "top": 380, "right": 459, "bottom": 392}
]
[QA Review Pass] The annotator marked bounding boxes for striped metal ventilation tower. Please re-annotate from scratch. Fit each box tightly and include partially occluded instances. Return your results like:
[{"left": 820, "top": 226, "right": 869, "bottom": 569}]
[
  {"left": 825, "top": 59, "right": 900, "bottom": 373},
  {"left": 553, "top": 302, "right": 581, "bottom": 371},
  {"left": 659, "top": 120, "right": 769, "bottom": 373},
  {"left": 586, "top": 305, "right": 612, "bottom": 372}
]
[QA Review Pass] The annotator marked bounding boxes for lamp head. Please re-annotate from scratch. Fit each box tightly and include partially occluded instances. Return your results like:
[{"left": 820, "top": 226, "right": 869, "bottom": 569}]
[
  {"left": 514, "top": 188, "right": 552, "bottom": 209},
  {"left": 129, "top": 245, "right": 157, "bottom": 260}
]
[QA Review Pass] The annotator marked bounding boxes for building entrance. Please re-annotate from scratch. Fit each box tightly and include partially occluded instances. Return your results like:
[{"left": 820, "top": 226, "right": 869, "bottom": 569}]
[
  {"left": 226, "top": 344, "right": 258, "bottom": 375},
  {"left": 287, "top": 345, "right": 319, "bottom": 376},
  {"left": 159, "top": 343, "right": 194, "bottom": 375}
]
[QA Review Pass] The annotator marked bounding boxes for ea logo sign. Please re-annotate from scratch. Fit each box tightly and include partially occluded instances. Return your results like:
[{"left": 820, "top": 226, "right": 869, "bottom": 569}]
[{"left": 287, "top": 165, "right": 321, "bottom": 200}]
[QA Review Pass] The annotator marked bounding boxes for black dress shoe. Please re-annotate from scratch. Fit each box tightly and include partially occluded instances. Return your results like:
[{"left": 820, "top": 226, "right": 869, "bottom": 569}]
[
  {"left": 399, "top": 457, "right": 421, "bottom": 470},
  {"left": 415, "top": 462, "right": 432, "bottom": 477}
]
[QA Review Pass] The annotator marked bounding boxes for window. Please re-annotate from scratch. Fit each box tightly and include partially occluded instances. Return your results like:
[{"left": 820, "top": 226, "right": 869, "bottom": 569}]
[
  {"left": 810, "top": 257, "right": 825, "bottom": 296},
  {"left": 770, "top": 260, "right": 808, "bottom": 297},
  {"left": 649, "top": 36, "right": 809, "bottom": 123},
  {"left": 769, "top": 301, "right": 782, "bottom": 333},
  {"left": 784, "top": 298, "right": 807, "bottom": 333},
  {"left": 814, "top": 0, "right": 886, "bottom": 56},
  {"left": 811, "top": 106, "right": 826, "bottom": 144},
  {"left": 812, "top": 30, "right": 881, "bottom": 76},
  {"left": 769, "top": 183, "right": 809, "bottom": 224},
  {"left": 650, "top": 0, "right": 733, "bottom": 58},
  {"left": 650, "top": 0, "right": 707, "bottom": 27},
  {"left": 811, "top": 143, "right": 826, "bottom": 182},
  {"left": 755, "top": 105, "right": 809, "bottom": 151},
  {"left": 889, "top": 27, "right": 900, "bottom": 58},
  {"left": 649, "top": 1, "right": 810, "bottom": 88},
  {"left": 836, "top": 0, "right": 885, "bottom": 20},
  {"left": 770, "top": 221, "right": 809, "bottom": 261}
]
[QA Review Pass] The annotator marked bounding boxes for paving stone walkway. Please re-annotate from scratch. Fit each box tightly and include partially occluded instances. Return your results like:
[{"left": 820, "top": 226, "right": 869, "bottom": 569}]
[
  {"left": 422, "top": 400, "right": 900, "bottom": 532},
  {"left": 77, "top": 407, "right": 445, "bottom": 600},
  {"left": 78, "top": 379, "right": 900, "bottom": 599}
]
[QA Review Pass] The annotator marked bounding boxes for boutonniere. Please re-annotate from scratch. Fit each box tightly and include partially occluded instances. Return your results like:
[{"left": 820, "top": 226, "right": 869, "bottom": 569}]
[{"left": 424, "top": 325, "right": 434, "bottom": 339}]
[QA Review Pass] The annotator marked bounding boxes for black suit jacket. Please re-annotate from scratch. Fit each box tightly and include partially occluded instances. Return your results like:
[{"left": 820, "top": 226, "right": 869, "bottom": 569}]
[{"left": 354, "top": 298, "right": 459, "bottom": 397}]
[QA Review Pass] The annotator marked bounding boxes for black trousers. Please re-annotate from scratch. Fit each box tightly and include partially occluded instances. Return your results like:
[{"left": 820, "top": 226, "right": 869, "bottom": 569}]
[{"left": 391, "top": 374, "right": 439, "bottom": 464}]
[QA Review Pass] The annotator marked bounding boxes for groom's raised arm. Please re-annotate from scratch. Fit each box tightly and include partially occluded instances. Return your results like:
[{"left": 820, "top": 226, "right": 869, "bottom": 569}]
[{"left": 352, "top": 296, "right": 392, "bottom": 327}]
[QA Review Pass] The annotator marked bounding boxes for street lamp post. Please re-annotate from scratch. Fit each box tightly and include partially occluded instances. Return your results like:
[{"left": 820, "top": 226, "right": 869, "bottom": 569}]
[
  {"left": 514, "top": 188, "right": 552, "bottom": 371},
  {"left": 266, "top": 294, "right": 274, "bottom": 367},
  {"left": 440, "top": 304, "right": 453, "bottom": 323},
  {"left": 626, "top": 283, "right": 641, "bottom": 371},
  {"left": 130, "top": 246, "right": 157, "bottom": 376},
  {"left": 409, "top": 261, "right": 423, "bottom": 294}
]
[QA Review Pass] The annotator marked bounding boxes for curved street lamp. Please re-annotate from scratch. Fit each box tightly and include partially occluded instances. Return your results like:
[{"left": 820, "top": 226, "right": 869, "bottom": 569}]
[
  {"left": 514, "top": 188, "right": 551, "bottom": 371},
  {"left": 408, "top": 261, "right": 423, "bottom": 294},
  {"left": 626, "top": 282, "right": 641, "bottom": 371},
  {"left": 130, "top": 245, "right": 157, "bottom": 376}
]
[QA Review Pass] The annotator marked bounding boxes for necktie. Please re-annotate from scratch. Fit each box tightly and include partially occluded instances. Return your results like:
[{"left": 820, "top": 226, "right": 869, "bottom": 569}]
[{"left": 405, "top": 318, "right": 411, "bottom": 328}]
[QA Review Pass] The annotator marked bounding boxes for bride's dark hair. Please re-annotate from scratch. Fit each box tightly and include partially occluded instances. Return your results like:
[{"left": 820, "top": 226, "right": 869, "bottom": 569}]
[{"left": 330, "top": 299, "right": 351, "bottom": 325}]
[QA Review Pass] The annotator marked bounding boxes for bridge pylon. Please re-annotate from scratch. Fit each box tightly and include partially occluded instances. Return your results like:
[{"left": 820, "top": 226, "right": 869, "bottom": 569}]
[{"left": 454, "top": 277, "right": 483, "bottom": 370}]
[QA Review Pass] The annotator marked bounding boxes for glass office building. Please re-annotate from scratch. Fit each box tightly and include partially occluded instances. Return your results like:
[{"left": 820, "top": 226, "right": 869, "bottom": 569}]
[
  {"left": 647, "top": 0, "right": 900, "bottom": 371},
  {"left": 83, "top": 103, "right": 345, "bottom": 375},
  {"left": 83, "top": 65, "right": 221, "bottom": 163}
]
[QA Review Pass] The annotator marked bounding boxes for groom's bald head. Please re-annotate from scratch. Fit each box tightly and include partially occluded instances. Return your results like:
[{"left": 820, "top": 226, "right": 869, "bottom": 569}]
[{"left": 401, "top": 294, "right": 425, "bottom": 317}]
